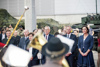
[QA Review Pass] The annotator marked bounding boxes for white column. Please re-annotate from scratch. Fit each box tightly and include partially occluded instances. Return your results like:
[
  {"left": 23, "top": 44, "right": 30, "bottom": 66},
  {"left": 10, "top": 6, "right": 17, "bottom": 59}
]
[{"left": 25, "top": 0, "right": 36, "bottom": 32}]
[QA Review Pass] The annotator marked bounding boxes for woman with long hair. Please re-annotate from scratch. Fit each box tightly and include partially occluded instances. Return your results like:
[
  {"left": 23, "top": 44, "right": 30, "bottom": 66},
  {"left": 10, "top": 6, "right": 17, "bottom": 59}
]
[
  {"left": 97, "top": 32, "right": 100, "bottom": 67},
  {"left": 77, "top": 26, "right": 95, "bottom": 67}
]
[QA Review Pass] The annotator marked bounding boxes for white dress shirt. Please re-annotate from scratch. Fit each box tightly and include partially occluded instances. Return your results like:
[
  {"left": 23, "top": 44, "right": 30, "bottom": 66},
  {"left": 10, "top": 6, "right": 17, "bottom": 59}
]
[
  {"left": 67, "top": 33, "right": 71, "bottom": 38},
  {"left": 45, "top": 34, "right": 49, "bottom": 41},
  {"left": 2, "top": 34, "right": 5, "bottom": 40}
]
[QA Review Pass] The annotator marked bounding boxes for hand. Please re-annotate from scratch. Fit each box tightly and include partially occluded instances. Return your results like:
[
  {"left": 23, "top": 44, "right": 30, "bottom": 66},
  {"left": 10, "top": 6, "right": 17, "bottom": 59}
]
[
  {"left": 65, "top": 52, "right": 72, "bottom": 56},
  {"left": 83, "top": 52, "right": 88, "bottom": 56},
  {"left": 80, "top": 52, "right": 84, "bottom": 56},
  {"left": 31, "top": 57, "right": 33, "bottom": 60}
]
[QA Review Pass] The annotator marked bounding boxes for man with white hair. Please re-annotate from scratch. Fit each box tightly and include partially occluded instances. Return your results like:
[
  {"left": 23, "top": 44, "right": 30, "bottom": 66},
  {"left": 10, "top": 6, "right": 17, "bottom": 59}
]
[
  {"left": 18, "top": 30, "right": 30, "bottom": 50},
  {"left": 44, "top": 26, "right": 54, "bottom": 41},
  {"left": 40, "top": 26, "right": 54, "bottom": 65}
]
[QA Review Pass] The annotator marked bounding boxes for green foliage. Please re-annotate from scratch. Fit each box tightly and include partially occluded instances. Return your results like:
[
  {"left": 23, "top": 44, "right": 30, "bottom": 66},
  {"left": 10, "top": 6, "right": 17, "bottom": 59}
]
[
  {"left": 0, "top": 9, "right": 71, "bottom": 34},
  {"left": 0, "top": 9, "right": 24, "bottom": 28},
  {"left": 37, "top": 19, "right": 59, "bottom": 34}
]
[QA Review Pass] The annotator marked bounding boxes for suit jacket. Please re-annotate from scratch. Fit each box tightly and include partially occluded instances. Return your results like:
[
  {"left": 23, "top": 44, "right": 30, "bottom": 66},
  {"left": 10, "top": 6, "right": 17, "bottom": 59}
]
[
  {"left": 28, "top": 48, "right": 40, "bottom": 67},
  {"left": 2, "top": 37, "right": 15, "bottom": 46},
  {"left": 0, "top": 34, "right": 7, "bottom": 42},
  {"left": 63, "top": 34, "right": 77, "bottom": 54},
  {"left": 32, "top": 48, "right": 39, "bottom": 60},
  {"left": 42, "top": 34, "right": 54, "bottom": 64},
  {"left": 18, "top": 37, "right": 30, "bottom": 50},
  {"left": 44, "top": 34, "right": 54, "bottom": 41},
  {"left": 13, "top": 36, "right": 21, "bottom": 46}
]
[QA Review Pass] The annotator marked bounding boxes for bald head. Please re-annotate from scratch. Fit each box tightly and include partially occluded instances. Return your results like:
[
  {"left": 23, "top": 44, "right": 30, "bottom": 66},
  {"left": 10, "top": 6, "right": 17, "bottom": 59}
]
[{"left": 24, "top": 30, "right": 29, "bottom": 37}]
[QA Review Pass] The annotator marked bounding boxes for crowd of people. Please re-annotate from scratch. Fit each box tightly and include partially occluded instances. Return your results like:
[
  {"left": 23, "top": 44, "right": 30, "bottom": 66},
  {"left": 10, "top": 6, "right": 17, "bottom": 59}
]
[{"left": 0, "top": 24, "right": 100, "bottom": 67}]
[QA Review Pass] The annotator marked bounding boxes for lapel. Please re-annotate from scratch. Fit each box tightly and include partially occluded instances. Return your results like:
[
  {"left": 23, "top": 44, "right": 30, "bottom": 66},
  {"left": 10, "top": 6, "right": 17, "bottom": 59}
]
[
  {"left": 25, "top": 38, "right": 29, "bottom": 42},
  {"left": 25, "top": 37, "right": 29, "bottom": 46},
  {"left": 44, "top": 34, "right": 45, "bottom": 37},
  {"left": 83, "top": 34, "right": 89, "bottom": 42},
  {"left": 5, "top": 34, "right": 7, "bottom": 38},
  {"left": 82, "top": 35, "right": 84, "bottom": 44},
  {"left": 1, "top": 34, "right": 2, "bottom": 38},
  {"left": 5, "top": 38, "right": 8, "bottom": 43},
  {"left": 44, "top": 34, "right": 50, "bottom": 41},
  {"left": 70, "top": 34, "right": 72, "bottom": 39},
  {"left": 48, "top": 34, "right": 50, "bottom": 41},
  {"left": 23, "top": 37, "right": 25, "bottom": 42}
]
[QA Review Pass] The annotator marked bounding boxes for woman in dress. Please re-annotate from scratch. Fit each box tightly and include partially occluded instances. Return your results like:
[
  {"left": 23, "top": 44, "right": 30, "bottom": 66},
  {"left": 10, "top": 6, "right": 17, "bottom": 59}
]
[
  {"left": 77, "top": 26, "right": 95, "bottom": 67},
  {"left": 97, "top": 32, "right": 100, "bottom": 67}
]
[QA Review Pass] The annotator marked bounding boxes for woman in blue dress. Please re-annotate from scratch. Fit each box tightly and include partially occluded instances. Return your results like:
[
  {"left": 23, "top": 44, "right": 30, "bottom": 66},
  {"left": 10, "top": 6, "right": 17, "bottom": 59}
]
[{"left": 77, "top": 26, "right": 95, "bottom": 67}]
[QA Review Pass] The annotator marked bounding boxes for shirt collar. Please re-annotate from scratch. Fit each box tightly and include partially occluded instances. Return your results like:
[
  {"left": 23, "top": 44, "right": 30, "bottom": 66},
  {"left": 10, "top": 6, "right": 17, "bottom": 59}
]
[{"left": 67, "top": 33, "right": 71, "bottom": 38}]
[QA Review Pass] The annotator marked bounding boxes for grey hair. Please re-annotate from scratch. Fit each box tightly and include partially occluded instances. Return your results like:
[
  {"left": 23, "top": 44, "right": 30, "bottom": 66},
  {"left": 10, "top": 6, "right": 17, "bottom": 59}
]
[
  {"left": 45, "top": 26, "right": 50, "bottom": 29},
  {"left": 24, "top": 29, "right": 29, "bottom": 32}
]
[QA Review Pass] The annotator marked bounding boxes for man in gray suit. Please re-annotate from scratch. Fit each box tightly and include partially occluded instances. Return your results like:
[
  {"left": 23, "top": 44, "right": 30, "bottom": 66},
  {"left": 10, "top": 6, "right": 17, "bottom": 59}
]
[{"left": 18, "top": 30, "right": 30, "bottom": 50}]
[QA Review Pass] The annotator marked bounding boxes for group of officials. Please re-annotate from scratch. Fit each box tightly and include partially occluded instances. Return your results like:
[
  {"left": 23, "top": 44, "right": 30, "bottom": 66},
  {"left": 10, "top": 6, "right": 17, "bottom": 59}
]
[{"left": 0, "top": 25, "right": 95, "bottom": 67}]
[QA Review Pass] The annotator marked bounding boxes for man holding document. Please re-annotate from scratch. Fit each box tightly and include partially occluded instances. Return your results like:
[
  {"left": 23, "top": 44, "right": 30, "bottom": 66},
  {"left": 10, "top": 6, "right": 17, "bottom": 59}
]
[{"left": 63, "top": 26, "right": 77, "bottom": 67}]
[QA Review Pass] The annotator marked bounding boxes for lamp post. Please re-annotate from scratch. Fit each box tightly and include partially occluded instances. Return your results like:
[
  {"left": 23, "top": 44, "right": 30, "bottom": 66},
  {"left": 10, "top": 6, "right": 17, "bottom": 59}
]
[{"left": 96, "top": 0, "right": 97, "bottom": 15}]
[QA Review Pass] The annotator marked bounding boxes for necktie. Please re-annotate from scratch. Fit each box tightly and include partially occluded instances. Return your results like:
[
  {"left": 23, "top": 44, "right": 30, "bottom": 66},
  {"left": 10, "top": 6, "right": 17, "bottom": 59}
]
[{"left": 46, "top": 35, "right": 47, "bottom": 40}]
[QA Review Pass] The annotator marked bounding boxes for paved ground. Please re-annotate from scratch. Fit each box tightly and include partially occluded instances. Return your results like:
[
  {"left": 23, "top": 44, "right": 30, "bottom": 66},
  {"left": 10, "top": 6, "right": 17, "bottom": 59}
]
[{"left": 93, "top": 50, "right": 98, "bottom": 67}]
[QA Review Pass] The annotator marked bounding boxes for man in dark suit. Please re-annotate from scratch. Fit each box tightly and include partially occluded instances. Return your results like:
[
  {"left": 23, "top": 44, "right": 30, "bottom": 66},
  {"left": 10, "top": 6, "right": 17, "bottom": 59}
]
[
  {"left": 44, "top": 26, "right": 54, "bottom": 41},
  {"left": 63, "top": 26, "right": 77, "bottom": 67},
  {"left": 13, "top": 31, "right": 21, "bottom": 46},
  {"left": 40, "top": 26, "right": 54, "bottom": 64},
  {"left": 1, "top": 30, "right": 15, "bottom": 67},
  {"left": 0, "top": 29, "right": 6, "bottom": 42},
  {"left": 18, "top": 30, "right": 30, "bottom": 50},
  {"left": 2, "top": 30, "right": 15, "bottom": 46}
]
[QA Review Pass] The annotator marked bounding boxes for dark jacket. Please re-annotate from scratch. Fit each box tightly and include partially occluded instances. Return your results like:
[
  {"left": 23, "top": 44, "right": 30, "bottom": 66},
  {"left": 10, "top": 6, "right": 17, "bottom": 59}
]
[
  {"left": 28, "top": 48, "right": 40, "bottom": 67},
  {"left": 2, "top": 37, "right": 15, "bottom": 46},
  {"left": 63, "top": 34, "right": 77, "bottom": 54},
  {"left": 64, "top": 34, "right": 77, "bottom": 67},
  {"left": 42, "top": 34, "right": 54, "bottom": 64},
  {"left": 13, "top": 36, "right": 21, "bottom": 46},
  {"left": 44, "top": 34, "right": 54, "bottom": 41},
  {"left": 0, "top": 34, "right": 7, "bottom": 42}
]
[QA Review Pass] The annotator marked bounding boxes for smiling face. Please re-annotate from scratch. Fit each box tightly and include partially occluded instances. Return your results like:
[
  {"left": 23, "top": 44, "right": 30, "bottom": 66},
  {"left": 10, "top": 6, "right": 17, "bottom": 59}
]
[
  {"left": 24, "top": 30, "right": 29, "bottom": 37},
  {"left": 44, "top": 26, "right": 50, "bottom": 35},
  {"left": 66, "top": 26, "right": 72, "bottom": 34},
  {"left": 29, "top": 34, "right": 33, "bottom": 41},
  {"left": 74, "top": 30, "right": 79, "bottom": 36},
  {"left": 6, "top": 31, "right": 11, "bottom": 38},
  {"left": 82, "top": 27, "right": 89, "bottom": 34}
]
